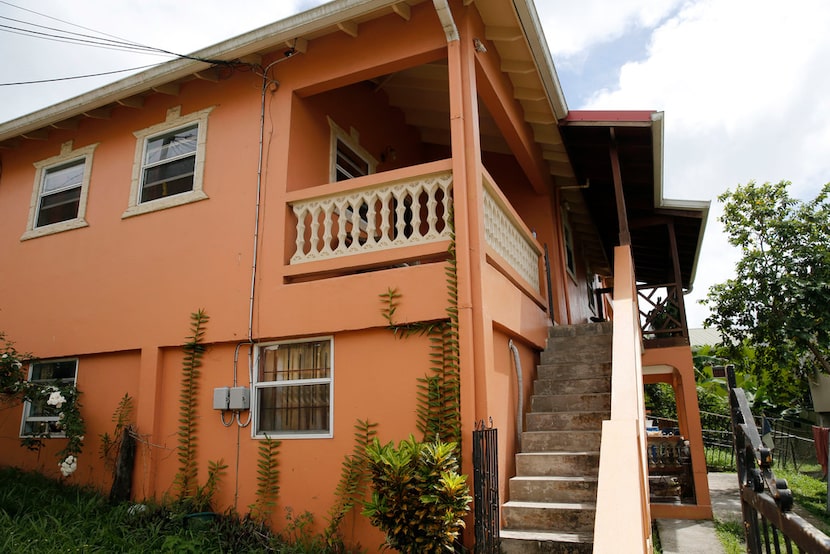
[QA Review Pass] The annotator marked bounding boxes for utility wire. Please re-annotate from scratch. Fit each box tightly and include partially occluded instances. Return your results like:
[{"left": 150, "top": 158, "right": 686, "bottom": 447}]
[
  {"left": 0, "top": 0, "right": 237, "bottom": 70},
  {"left": 0, "top": 64, "right": 162, "bottom": 86}
]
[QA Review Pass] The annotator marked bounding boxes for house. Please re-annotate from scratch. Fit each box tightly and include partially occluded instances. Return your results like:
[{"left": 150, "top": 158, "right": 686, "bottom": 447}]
[{"left": 0, "top": 0, "right": 711, "bottom": 551}]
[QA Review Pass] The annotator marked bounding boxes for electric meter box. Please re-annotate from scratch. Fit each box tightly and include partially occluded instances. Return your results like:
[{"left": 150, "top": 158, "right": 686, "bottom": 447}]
[
  {"left": 213, "top": 387, "right": 230, "bottom": 410},
  {"left": 229, "top": 387, "right": 250, "bottom": 410}
]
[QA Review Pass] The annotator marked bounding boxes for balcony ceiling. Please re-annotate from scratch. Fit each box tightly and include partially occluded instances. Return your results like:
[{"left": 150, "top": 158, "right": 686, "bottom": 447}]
[{"left": 560, "top": 112, "right": 708, "bottom": 289}]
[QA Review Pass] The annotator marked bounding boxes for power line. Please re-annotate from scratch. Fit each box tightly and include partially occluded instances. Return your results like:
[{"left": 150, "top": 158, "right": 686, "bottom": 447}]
[
  {"left": 0, "top": 64, "right": 161, "bottom": 86},
  {"left": 0, "top": 0, "right": 236, "bottom": 68}
]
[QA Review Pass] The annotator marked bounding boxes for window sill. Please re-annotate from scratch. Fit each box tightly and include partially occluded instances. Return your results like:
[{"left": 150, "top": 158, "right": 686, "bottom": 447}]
[
  {"left": 121, "top": 190, "right": 208, "bottom": 219},
  {"left": 20, "top": 219, "right": 89, "bottom": 241}
]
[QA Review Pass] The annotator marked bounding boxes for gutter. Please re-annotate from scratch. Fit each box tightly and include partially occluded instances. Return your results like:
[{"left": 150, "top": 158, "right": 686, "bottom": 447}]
[
  {"left": 0, "top": 0, "right": 406, "bottom": 142},
  {"left": 511, "top": 0, "right": 568, "bottom": 120}
]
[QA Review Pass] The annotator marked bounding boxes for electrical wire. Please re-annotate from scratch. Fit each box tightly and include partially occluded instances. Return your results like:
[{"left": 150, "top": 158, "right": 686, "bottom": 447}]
[
  {"left": 0, "top": 0, "right": 240, "bottom": 87},
  {"left": 0, "top": 64, "right": 161, "bottom": 86}
]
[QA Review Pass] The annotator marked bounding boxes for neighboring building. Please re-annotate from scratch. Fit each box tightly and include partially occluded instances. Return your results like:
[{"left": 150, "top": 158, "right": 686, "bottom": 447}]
[{"left": 0, "top": 1, "right": 710, "bottom": 551}]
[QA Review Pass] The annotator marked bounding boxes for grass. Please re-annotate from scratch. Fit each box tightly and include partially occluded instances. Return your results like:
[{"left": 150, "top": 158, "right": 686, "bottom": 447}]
[{"left": 0, "top": 466, "right": 352, "bottom": 553}]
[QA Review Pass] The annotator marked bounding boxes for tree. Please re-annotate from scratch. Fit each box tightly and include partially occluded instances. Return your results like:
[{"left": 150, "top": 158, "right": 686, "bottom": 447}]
[{"left": 703, "top": 181, "right": 830, "bottom": 383}]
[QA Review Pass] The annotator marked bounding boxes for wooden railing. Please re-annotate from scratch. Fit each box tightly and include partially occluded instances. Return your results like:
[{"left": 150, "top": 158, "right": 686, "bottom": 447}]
[
  {"left": 727, "top": 365, "right": 830, "bottom": 553},
  {"left": 638, "top": 283, "right": 688, "bottom": 347}
]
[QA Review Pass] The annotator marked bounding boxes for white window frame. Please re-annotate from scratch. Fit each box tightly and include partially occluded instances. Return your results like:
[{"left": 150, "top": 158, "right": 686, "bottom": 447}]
[
  {"left": 123, "top": 105, "right": 213, "bottom": 218},
  {"left": 19, "top": 358, "right": 78, "bottom": 438},
  {"left": 252, "top": 337, "right": 334, "bottom": 439},
  {"left": 328, "top": 117, "right": 377, "bottom": 183},
  {"left": 22, "top": 141, "right": 97, "bottom": 241}
]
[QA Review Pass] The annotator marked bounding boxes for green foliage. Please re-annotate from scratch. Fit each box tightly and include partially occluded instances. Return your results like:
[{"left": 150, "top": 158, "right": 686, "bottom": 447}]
[
  {"left": 326, "top": 419, "right": 377, "bottom": 543},
  {"left": 173, "top": 309, "right": 209, "bottom": 501},
  {"left": 379, "top": 217, "right": 462, "bottom": 449},
  {"left": 703, "top": 181, "right": 830, "bottom": 381},
  {"left": 362, "top": 435, "right": 471, "bottom": 553},
  {"left": 0, "top": 331, "right": 28, "bottom": 393},
  {"left": 0, "top": 332, "right": 86, "bottom": 475},
  {"left": 99, "top": 393, "right": 134, "bottom": 473},
  {"left": 188, "top": 458, "right": 228, "bottom": 513},
  {"left": 249, "top": 435, "right": 281, "bottom": 522}
]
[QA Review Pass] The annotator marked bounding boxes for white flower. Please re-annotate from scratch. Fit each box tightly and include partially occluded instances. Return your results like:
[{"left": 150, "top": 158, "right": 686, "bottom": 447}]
[
  {"left": 46, "top": 391, "right": 66, "bottom": 409},
  {"left": 1, "top": 353, "right": 7, "bottom": 359},
  {"left": 12, "top": 362, "right": 21, "bottom": 369},
  {"left": 59, "top": 455, "right": 77, "bottom": 477}
]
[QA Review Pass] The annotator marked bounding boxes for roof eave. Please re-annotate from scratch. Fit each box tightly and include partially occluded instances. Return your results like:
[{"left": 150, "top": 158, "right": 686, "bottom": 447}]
[{"left": 0, "top": 0, "right": 406, "bottom": 143}]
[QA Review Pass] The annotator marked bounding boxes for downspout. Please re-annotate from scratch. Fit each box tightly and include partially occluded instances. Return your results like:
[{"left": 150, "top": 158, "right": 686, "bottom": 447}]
[
  {"left": 433, "top": 0, "right": 459, "bottom": 41},
  {"left": 508, "top": 340, "right": 523, "bottom": 447}
]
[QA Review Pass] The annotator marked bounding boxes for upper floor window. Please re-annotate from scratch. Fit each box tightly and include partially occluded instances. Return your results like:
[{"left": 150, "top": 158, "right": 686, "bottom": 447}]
[
  {"left": 253, "top": 338, "right": 333, "bottom": 439},
  {"left": 22, "top": 141, "right": 96, "bottom": 240},
  {"left": 328, "top": 118, "right": 376, "bottom": 183},
  {"left": 123, "top": 105, "right": 213, "bottom": 218},
  {"left": 20, "top": 358, "right": 78, "bottom": 437}
]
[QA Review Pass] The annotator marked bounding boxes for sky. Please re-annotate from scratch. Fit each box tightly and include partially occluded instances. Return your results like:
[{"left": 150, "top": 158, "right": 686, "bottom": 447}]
[{"left": 1, "top": 0, "right": 829, "bottom": 327}]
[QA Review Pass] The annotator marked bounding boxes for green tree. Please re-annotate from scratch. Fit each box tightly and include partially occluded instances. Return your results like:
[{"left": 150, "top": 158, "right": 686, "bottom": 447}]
[{"left": 702, "top": 181, "right": 830, "bottom": 384}]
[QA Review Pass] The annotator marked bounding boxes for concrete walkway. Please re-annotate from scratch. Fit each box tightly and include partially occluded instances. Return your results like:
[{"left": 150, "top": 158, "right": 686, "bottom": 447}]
[{"left": 655, "top": 472, "right": 740, "bottom": 553}]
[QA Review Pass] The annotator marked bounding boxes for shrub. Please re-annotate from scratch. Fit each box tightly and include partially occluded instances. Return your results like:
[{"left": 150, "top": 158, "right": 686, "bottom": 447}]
[{"left": 363, "top": 436, "right": 471, "bottom": 553}]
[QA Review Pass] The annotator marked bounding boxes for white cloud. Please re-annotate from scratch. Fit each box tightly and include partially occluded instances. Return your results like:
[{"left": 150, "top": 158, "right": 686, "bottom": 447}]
[
  {"left": 569, "top": 0, "right": 830, "bottom": 325},
  {"left": 537, "top": 0, "right": 683, "bottom": 58}
]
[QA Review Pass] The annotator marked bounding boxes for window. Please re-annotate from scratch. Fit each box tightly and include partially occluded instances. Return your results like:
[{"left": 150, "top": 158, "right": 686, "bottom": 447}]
[
  {"left": 123, "top": 105, "right": 213, "bottom": 218},
  {"left": 22, "top": 142, "right": 96, "bottom": 240},
  {"left": 328, "top": 118, "right": 376, "bottom": 183},
  {"left": 253, "top": 338, "right": 333, "bottom": 438},
  {"left": 20, "top": 359, "right": 78, "bottom": 437}
]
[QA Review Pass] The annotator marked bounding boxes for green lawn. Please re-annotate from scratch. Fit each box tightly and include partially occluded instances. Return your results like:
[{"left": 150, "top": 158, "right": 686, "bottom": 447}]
[{"left": 0, "top": 467, "right": 348, "bottom": 553}]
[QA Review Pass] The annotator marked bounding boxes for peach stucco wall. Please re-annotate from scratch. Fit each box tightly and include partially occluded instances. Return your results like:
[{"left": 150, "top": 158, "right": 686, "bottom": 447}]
[{"left": 0, "top": 1, "right": 580, "bottom": 549}]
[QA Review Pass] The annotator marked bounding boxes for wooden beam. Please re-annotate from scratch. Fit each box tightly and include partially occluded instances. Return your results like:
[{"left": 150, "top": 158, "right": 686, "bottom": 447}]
[
  {"left": 485, "top": 26, "right": 522, "bottom": 42},
  {"left": 117, "top": 96, "right": 144, "bottom": 109},
  {"left": 152, "top": 83, "right": 179, "bottom": 96},
  {"left": 524, "top": 111, "right": 556, "bottom": 124},
  {"left": 609, "top": 128, "right": 631, "bottom": 246},
  {"left": 392, "top": 2, "right": 410, "bottom": 21},
  {"left": 288, "top": 38, "right": 308, "bottom": 54},
  {"left": 533, "top": 125, "right": 563, "bottom": 145},
  {"left": 338, "top": 20, "right": 358, "bottom": 38},
  {"left": 83, "top": 108, "right": 111, "bottom": 120},
  {"left": 195, "top": 68, "right": 220, "bottom": 82},
  {"left": 21, "top": 129, "right": 49, "bottom": 140},
  {"left": 542, "top": 149, "right": 570, "bottom": 163},
  {"left": 51, "top": 118, "right": 79, "bottom": 130},
  {"left": 0, "top": 139, "right": 20, "bottom": 149},
  {"left": 501, "top": 59, "right": 535, "bottom": 74},
  {"left": 513, "top": 87, "right": 546, "bottom": 102},
  {"left": 238, "top": 54, "right": 263, "bottom": 66}
]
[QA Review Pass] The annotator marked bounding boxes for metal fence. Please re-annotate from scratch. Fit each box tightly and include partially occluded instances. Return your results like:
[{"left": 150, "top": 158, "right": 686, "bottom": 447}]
[{"left": 472, "top": 420, "right": 499, "bottom": 554}]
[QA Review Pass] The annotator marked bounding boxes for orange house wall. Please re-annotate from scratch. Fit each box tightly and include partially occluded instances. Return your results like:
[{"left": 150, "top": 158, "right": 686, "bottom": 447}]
[{"left": 0, "top": 1, "right": 580, "bottom": 549}]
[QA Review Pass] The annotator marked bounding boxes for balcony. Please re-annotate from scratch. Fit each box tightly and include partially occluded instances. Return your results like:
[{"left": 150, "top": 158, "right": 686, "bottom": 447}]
[{"left": 285, "top": 160, "right": 543, "bottom": 304}]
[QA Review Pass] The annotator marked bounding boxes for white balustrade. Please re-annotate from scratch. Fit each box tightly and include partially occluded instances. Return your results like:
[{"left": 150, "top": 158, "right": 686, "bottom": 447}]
[
  {"left": 483, "top": 179, "right": 541, "bottom": 292},
  {"left": 290, "top": 171, "right": 453, "bottom": 264}
]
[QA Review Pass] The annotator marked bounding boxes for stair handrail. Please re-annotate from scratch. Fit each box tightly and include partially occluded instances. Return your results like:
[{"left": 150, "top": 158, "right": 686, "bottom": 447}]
[{"left": 593, "top": 245, "right": 652, "bottom": 552}]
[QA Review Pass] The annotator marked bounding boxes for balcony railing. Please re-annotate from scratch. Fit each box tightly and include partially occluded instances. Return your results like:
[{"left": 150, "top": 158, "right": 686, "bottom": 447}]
[
  {"left": 482, "top": 170, "right": 542, "bottom": 295},
  {"left": 638, "top": 283, "right": 689, "bottom": 346},
  {"left": 288, "top": 165, "right": 453, "bottom": 265}
]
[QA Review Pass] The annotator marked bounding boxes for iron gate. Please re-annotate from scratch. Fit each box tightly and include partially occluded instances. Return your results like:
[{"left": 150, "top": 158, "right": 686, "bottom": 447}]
[{"left": 473, "top": 419, "right": 499, "bottom": 553}]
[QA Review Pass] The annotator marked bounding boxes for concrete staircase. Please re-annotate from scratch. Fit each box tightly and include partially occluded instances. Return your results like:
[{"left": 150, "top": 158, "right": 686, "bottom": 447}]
[{"left": 500, "top": 322, "right": 613, "bottom": 553}]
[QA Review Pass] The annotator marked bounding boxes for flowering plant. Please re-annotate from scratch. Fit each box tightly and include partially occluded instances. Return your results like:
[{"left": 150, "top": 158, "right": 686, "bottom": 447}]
[{"left": 1, "top": 332, "right": 85, "bottom": 478}]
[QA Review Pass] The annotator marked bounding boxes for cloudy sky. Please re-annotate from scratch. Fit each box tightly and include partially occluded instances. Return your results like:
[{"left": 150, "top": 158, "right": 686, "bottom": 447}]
[{"left": 2, "top": 0, "right": 828, "bottom": 327}]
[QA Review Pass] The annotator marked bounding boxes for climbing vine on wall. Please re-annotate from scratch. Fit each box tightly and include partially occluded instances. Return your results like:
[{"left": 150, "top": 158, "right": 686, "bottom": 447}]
[{"left": 379, "top": 219, "right": 461, "bottom": 449}]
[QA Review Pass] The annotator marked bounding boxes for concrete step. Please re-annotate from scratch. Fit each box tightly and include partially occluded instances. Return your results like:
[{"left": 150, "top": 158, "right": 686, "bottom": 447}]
[
  {"left": 509, "top": 475, "right": 598, "bottom": 503},
  {"left": 548, "top": 321, "right": 612, "bottom": 338},
  {"left": 537, "top": 361, "right": 611, "bottom": 381},
  {"left": 516, "top": 451, "right": 599, "bottom": 477},
  {"left": 521, "top": 430, "right": 601, "bottom": 452},
  {"left": 500, "top": 530, "right": 593, "bottom": 554},
  {"left": 502, "top": 500, "right": 596, "bottom": 532},
  {"left": 531, "top": 392, "right": 611, "bottom": 412},
  {"left": 525, "top": 411, "right": 609, "bottom": 432},
  {"left": 541, "top": 346, "right": 611, "bottom": 365},
  {"left": 534, "top": 377, "right": 611, "bottom": 395}
]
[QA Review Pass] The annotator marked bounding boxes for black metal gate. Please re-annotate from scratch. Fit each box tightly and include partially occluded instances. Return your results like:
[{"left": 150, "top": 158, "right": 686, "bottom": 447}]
[
  {"left": 726, "top": 365, "right": 830, "bottom": 553},
  {"left": 473, "top": 420, "right": 499, "bottom": 553}
]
